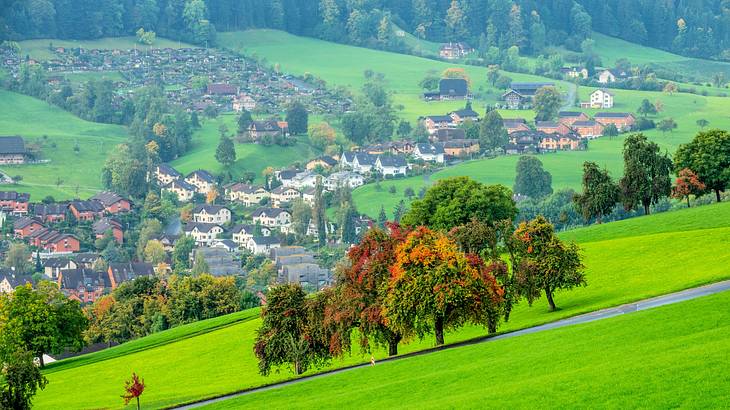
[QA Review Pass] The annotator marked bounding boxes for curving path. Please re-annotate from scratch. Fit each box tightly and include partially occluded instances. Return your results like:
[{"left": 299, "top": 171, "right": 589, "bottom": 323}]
[{"left": 172, "top": 279, "right": 730, "bottom": 409}]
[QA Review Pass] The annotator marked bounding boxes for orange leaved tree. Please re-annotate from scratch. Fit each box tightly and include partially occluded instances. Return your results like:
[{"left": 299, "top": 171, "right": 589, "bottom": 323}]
[{"left": 121, "top": 373, "right": 145, "bottom": 410}]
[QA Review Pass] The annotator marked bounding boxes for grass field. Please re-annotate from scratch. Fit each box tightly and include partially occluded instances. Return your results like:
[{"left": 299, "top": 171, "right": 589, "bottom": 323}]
[
  {"left": 34, "top": 202, "right": 730, "bottom": 409},
  {"left": 18, "top": 37, "right": 194, "bottom": 61},
  {"left": 206, "top": 289, "right": 730, "bottom": 409},
  {"left": 170, "top": 114, "right": 318, "bottom": 183},
  {"left": 0, "top": 90, "right": 127, "bottom": 199}
]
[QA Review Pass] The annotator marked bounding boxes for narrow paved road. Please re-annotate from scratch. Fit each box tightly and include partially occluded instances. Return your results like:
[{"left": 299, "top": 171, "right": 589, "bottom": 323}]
[{"left": 173, "top": 279, "right": 730, "bottom": 409}]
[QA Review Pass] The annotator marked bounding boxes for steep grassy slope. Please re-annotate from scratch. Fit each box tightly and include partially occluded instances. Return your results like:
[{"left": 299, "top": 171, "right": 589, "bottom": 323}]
[
  {"left": 206, "top": 289, "right": 730, "bottom": 409},
  {"left": 0, "top": 90, "right": 127, "bottom": 199},
  {"left": 34, "top": 202, "right": 730, "bottom": 409}
]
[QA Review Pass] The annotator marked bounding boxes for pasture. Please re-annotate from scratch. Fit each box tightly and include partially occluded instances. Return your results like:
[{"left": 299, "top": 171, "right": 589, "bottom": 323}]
[{"left": 34, "top": 202, "right": 730, "bottom": 409}]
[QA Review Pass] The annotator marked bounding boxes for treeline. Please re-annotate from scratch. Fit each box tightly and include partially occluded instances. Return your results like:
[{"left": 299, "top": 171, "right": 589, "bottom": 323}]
[{"left": 579, "top": 0, "right": 730, "bottom": 60}]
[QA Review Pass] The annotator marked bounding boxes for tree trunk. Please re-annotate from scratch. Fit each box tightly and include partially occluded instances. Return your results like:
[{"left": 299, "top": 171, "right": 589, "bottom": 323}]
[
  {"left": 643, "top": 203, "right": 650, "bottom": 215},
  {"left": 687, "top": 196, "right": 691, "bottom": 208},
  {"left": 136, "top": 396, "right": 140, "bottom": 410},
  {"left": 38, "top": 353, "right": 44, "bottom": 368},
  {"left": 717, "top": 189, "right": 722, "bottom": 203},
  {"left": 434, "top": 315, "right": 445, "bottom": 346},
  {"left": 294, "top": 360, "right": 302, "bottom": 375},
  {"left": 388, "top": 334, "right": 401, "bottom": 356},
  {"left": 545, "top": 287, "right": 557, "bottom": 311}
]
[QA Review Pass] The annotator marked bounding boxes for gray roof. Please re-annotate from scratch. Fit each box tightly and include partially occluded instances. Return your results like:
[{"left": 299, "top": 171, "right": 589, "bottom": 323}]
[
  {"left": 377, "top": 155, "right": 407, "bottom": 167},
  {"left": 184, "top": 222, "right": 224, "bottom": 233},
  {"left": 32, "top": 203, "right": 66, "bottom": 217},
  {"left": 193, "top": 204, "right": 230, "bottom": 214},
  {"left": 252, "top": 207, "right": 290, "bottom": 218},
  {"left": 13, "top": 216, "right": 41, "bottom": 230},
  {"left": 251, "top": 236, "right": 281, "bottom": 245},
  {"left": 109, "top": 263, "right": 154, "bottom": 283},
  {"left": 416, "top": 143, "right": 445, "bottom": 155},
  {"left": 90, "top": 191, "right": 126, "bottom": 207},
  {"left": 187, "top": 170, "right": 215, "bottom": 183},
  {"left": 0, "top": 136, "right": 27, "bottom": 155},
  {"left": 439, "top": 79, "right": 468, "bottom": 97},
  {"left": 166, "top": 179, "right": 196, "bottom": 192},
  {"left": 157, "top": 164, "right": 181, "bottom": 177},
  {"left": 92, "top": 218, "right": 121, "bottom": 234}
]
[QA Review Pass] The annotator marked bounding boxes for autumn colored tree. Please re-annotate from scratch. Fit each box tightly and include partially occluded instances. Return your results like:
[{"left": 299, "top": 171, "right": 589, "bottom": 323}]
[
  {"left": 512, "top": 216, "right": 586, "bottom": 311},
  {"left": 333, "top": 225, "right": 410, "bottom": 356},
  {"left": 402, "top": 177, "right": 517, "bottom": 231},
  {"left": 254, "top": 284, "right": 332, "bottom": 375},
  {"left": 121, "top": 373, "right": 145, "bottom": 410},
  {"left": 672, "top": 168, "right": 706, "bottom": 208},
  {"left": 384, "top": 227, "right": 503, "bottom": 346}
]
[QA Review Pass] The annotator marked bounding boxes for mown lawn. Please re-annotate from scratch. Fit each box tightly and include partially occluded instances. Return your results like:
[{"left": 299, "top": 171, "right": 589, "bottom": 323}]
[
  {"left": 206, "top": 289, "right": 730, "bottom": 409},
  {"left": 0, "top": 89, "right": 127, "bottom": 200},
  {"left": 169, "top": 114, "right": 318, "bottom": 183},
  {"left": 34, "top": 203, "right": 730, "bottom": 409}
]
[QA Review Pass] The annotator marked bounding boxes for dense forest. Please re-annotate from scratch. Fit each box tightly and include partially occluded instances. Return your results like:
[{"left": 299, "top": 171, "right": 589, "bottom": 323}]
[{"left": 0, "top": 0, "right": 729, "bottom": 60}]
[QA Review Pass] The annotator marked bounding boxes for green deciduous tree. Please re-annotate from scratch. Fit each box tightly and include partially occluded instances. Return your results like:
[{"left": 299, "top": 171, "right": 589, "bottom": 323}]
[
  {"left": 402, "top": 177, "right": 517, "bottom": 231},
  {"left": 673, "top": 129, "right": 730, "bottom": 202},
  {"left": 479, "top": 108, "right": 508, "bottom": 151},
  {"left": 619, "top": 134, "right": 673, "bottom": 215},
  {"left": 4, "top": 244, "right": 31, "bottom": 275},
  {"left": 637, "top": 98, "right": 657, "bottom": 117},
  {"left": 573, "top": 162, "right": 619, "bottom": 223},
  {"left": 215, "top": 134, "right": 236, "bottom": 168},
  {"left": 0, "top": 348, "right": 48, "bottom": 410},
  {"left": 533, "top": 86, "right": 562, "bottom": 121},
  {"left": 657, "top": 118, "right": 677, "bottom": 134},
  {"left": 514, "top": 156, "right": 553, "bottom": 199},
  {"left": 286, "top": 101, "right": 309, "bottom": 135}
]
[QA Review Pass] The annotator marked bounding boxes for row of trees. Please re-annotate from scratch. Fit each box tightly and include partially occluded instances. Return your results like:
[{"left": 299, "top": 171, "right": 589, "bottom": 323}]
[{"left": 254, "top": 177, "right": 587, "bottom": 375}]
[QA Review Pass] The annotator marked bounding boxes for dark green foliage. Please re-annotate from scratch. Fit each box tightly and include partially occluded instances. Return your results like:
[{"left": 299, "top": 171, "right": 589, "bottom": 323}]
[
  {"left": 479, "top": 108, "right": 508, "bottom": 152},
  {"left": 513, "top": 156, "right": 553, "bottom": 199},
  {"left": 637, "top": 99, "right": 657, "bottom": 117},
  {"left": 619, "top": 134, "right": 673, "bottom": 215},
  {"left": 574, "top": 162, "right": 620, "bottom": 223},
  {"left": 285, "top": 102, "right": 308, "bottom": 135},
  {"left": 215, "top": 135, "right": 236, "bottom": 167},
  {"left": 402, "top": 177, "right": 517, "bottom": 231},
  {"left": 533, "top": 87, "right": 562, "bottom": 121},
  {"left": 0, "top": 348, "right": 48, "bottom": 410},
  {"left": 674, "top": 129, "right": 730, "bottom": 202}
]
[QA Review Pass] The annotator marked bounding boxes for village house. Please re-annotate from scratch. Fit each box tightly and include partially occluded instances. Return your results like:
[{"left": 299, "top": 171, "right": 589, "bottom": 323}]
[
  {"left": 184, "top": 222, "right": 225, "bottom": 246},
  {"left": 505, "top": 131, "right": 542, "bottom": 154},
  {"left": 324, "top": 171, "right": 365, "bottom": 191},
  {"left": 435, "top": 78, "right": 469, "bottom": 100},
  {"left": 246, "top": 236, "right": 282, "bottom": 255},
  {"left": 90, "top": 191, "right": 131, "bottom": 214},
  {"left": 57, "top": 268, "right": 110, "bottom": 304},
  {"left": 232, "top": 93, "right": 256, "bottom": 112},
  {"left": 252, "top": 208, "right": 292, "bottom": 231},
  {"left": 154, "top": 164, "right": 182, "bottom": 185},
  {"left": 29, "top": 229, "right": 80, "bottom": 253},
  {"left": 13, "top": 216, "right": 44, "bottom": 239},
  {"left": 561, "top": 66, "right": 589, "bottom": 79},
  {"left": 192, "top": 246, "right": 240, "bottom": 276},
  {"left": 597, "top": 68, "right": 632, "bottom": 84},
  {"left": 185, "top": 170, "right": 216, "bottom": 195},
  {"left": 43, "top": 258, "right": 78, "bottom": 280},
  {"left": 284, "top": 171, "right": 320, "bottom": 190},
  {"left": 504, "top": 118, "right": 531, "bottom": 135},
  {"left": 443, "top": 139, "right": 480, "bottom": 157},
  {"left": 248, "top": 120, "right": 289, "bottom": 141},
  {"left": 107, "top": 262, "right": 154, "bottom": 289},
  {"left": 439, "top": 42, "right": 473, "bottom": 59},
  {"left": 0, "top": 136, "right": 29, "bottom": 164},
  {"left": 192, "top": 204, "right": 232, "bottom": 225},
  {"left": 0, "top": 273, "right": 33, "bottom": 294},
  {"left": 536, "top": 121, "right": 572, "bottom": 136},
  {"left": 539, "top": 133, "right": 583, "bottom": 151},
  {"left": 68, "top": 200, "right": 105, "bottom": 221},
  {"left": 375, "top": 156, "right": 408, "bottom": 177},
  {"left": 301, "top": 187, "right": 317, "bottom": 206},
  {"left": 207, "top": 83, "right": 238, "bottom": 96},
  {"left": 225, "top": 183, "right": 270, "bottom": 206},
  {"left": 276, "top": 169, "right": 299, "bottom": 187},
  {"left": 413, "top": 143, "right": 445, "bottom": 163},
  {"left": 422, "top": 115, "right": 455, "bottom": 134},
  {"left": 0, "top": 191, "right": 30, "bottom": 215},
  {"left": 340, "top": 152, "right": 376, "bottom": 174},
  {"left": 558, "top": 111, "right": 591, "bottom": 127},
  {"left": 595, "top": 112, "right": 636, "bottom": 131},
  {"left": 306, "top": 156, "right": 338, "bottom": 171},
  {"left": 74, "top": 253, "right": 102, "bottom": 269},
  {"left": 502, "top": 82, "right": 555, "bottom": 109},
  {"left": 432, "top": 127, "right": 466, "bottom": 142},
  {"left": 32, "top": 203, "right": 66, "bottom": 223},
  {"left": 584, "top": 89, "right": 615, "bottom": 109},
  {"left": 163, "top": 179, "right": 196, "bottom": 202},
  {"left": 271, "top": 186, "right": 302, "bottom": 207},
  {"left": 152, "top": 233, "right": 179, "bottom": 252},
  {"left": 571, "top": 120, "right": 606, "bottom": 139},
  {"left": 449, "top": 107, "right": 479, "bottom": 124},
  {"left": 92, "top": 218, "right": 123, "bottom": 244},
  {"left": 231, "top": 224, "right": 271, "bottom": 248},
  {"left": 279, "top": 263, "right": 331, "bottom": 290}
]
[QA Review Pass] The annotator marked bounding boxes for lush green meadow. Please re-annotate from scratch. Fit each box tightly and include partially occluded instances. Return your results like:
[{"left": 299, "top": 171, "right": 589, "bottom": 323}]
[
  {"left": 18, "top": 37, "right": 194, "bottom": 61},
  {"left": 0, "top": 89, "right": 127, "bottom": 199},
  {"left": 170, "top": 114, "right": 318, "bottom": 182},
  {"left": 206, "top": 289, "right": 730, "bottom": 409},
  {"left": 34, "top": 202, "right": 730, "bottom": 409}
]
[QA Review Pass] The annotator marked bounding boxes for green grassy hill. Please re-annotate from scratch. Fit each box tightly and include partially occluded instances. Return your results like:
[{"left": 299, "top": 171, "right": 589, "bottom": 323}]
[
  {"left": 34, "top": 202, "right": 730, "bottom": 409},
  {"left": 206, "top": 288, "right": 730, "bottom": 409},
  {"left": 0, "top": 89, "right": 127, "bottom": 199}
]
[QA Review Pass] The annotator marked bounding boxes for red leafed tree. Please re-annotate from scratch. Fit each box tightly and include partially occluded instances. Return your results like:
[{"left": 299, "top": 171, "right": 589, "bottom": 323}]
[
  {"left": 331, "top": 223, "right": 410, "bottom": 356},
  {"left": 384, "top": 226, "right": 503, "bottom": 346},
  {"left": 672, "top": 168, "right": 706, "bottom": 208},
  {"left": 121, "top": 373, "right": 145, "bottom": 410}
]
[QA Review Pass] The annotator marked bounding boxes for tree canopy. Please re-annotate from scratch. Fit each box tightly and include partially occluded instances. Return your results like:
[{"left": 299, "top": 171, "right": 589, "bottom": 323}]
[
  {"left": 514, "top": 156, "right": 553, "bottom": 199},
  {"left": 673, "top": 129, "right": 730, "bottom": 202}
]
